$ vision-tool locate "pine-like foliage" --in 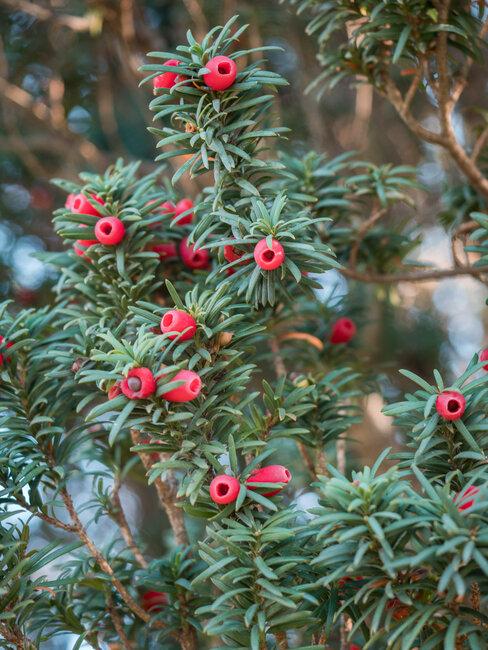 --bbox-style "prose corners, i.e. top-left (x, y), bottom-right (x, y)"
top-left (1, 9), bottom-right (488, 650)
